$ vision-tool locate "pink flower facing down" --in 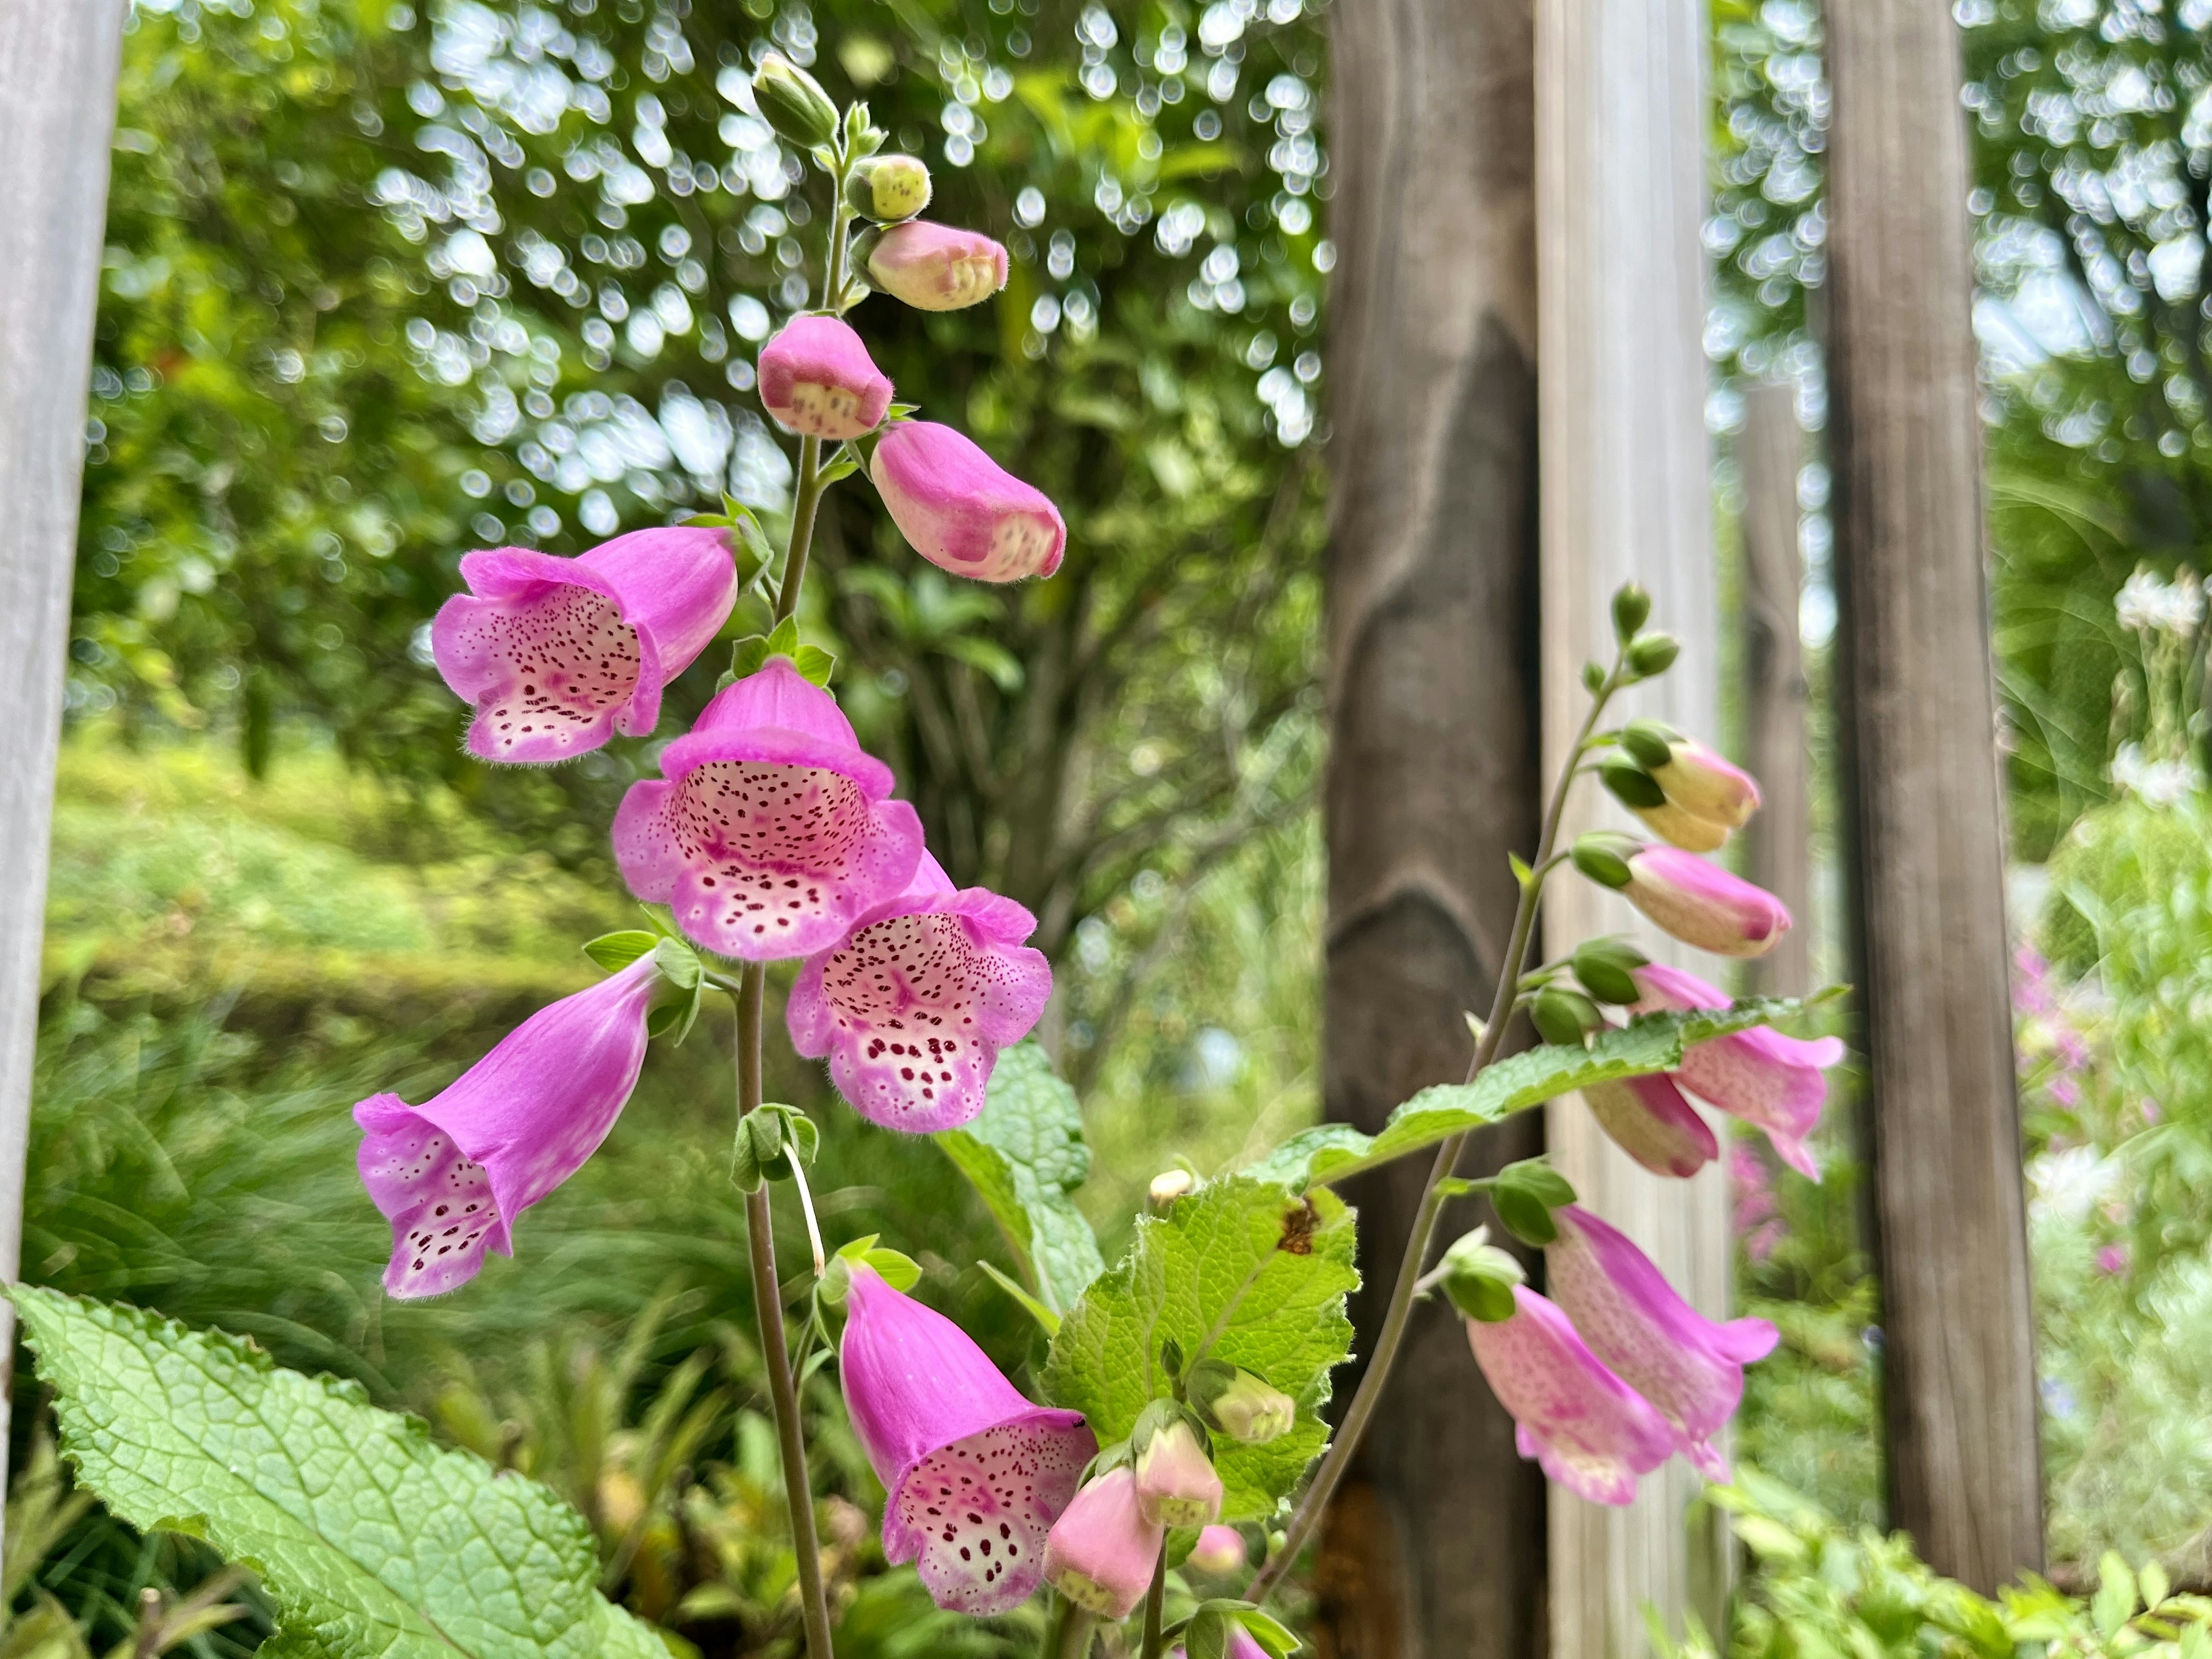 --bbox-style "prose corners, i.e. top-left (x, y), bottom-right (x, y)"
top-left (839, 1262), bottom-right (1096, 1613)
top-left (1464, 1285), bottom-right (1677, 1506)
top-left (1623, 844), bottom-right (1792, 959)
top-left (1653, 738), bottom-right (1762, 831)
top-left (786, 853), bottom-right (1051, 1132)
top-left (1582, 1070), bottom-right (1719, 1179)
top-left (1043, 1468), bottom-right (1163, 1619)
top-left (1187, 1525), bottom-right (1247, 1576)
top-left (1633, 962), bottom-right (1846, 1179)
top-left (872, 421), bottom-right (1066, 583)
top-left (757, 314), bottom-right (894, 440)
top-left (431, 527), bottom-right (738, 763)
top-left (613, 658), bottom-right (924, 961)
top-left (355, 956), bottom-right (660, 1298)
top-left (1544, 1206), bottom-right (1779, 1482)
top-left (868, 220), bottom-right (1010, 311)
